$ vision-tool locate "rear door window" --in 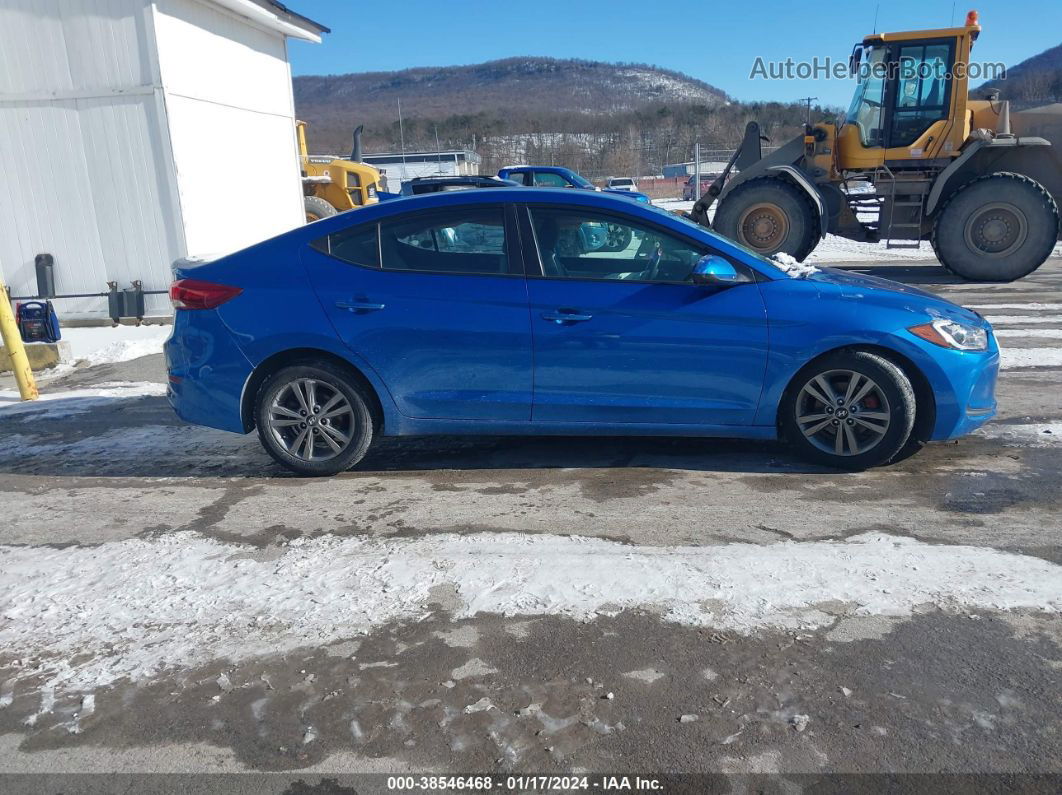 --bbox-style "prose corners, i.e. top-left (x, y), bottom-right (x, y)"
top-left (379, 208), bottom-right (510, 275)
